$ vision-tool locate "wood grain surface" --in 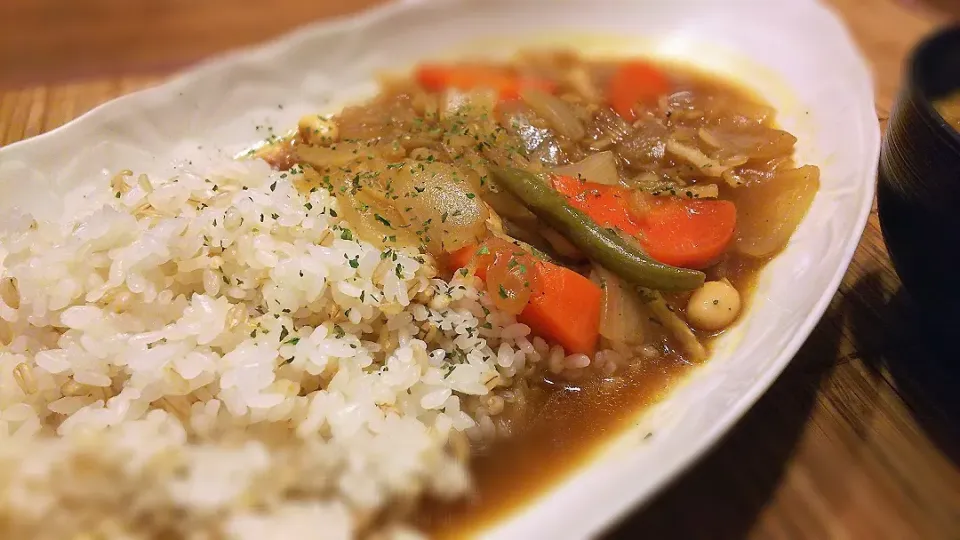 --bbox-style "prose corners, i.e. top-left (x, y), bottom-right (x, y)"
top-left (2, 1), bottom-right (959, 538)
